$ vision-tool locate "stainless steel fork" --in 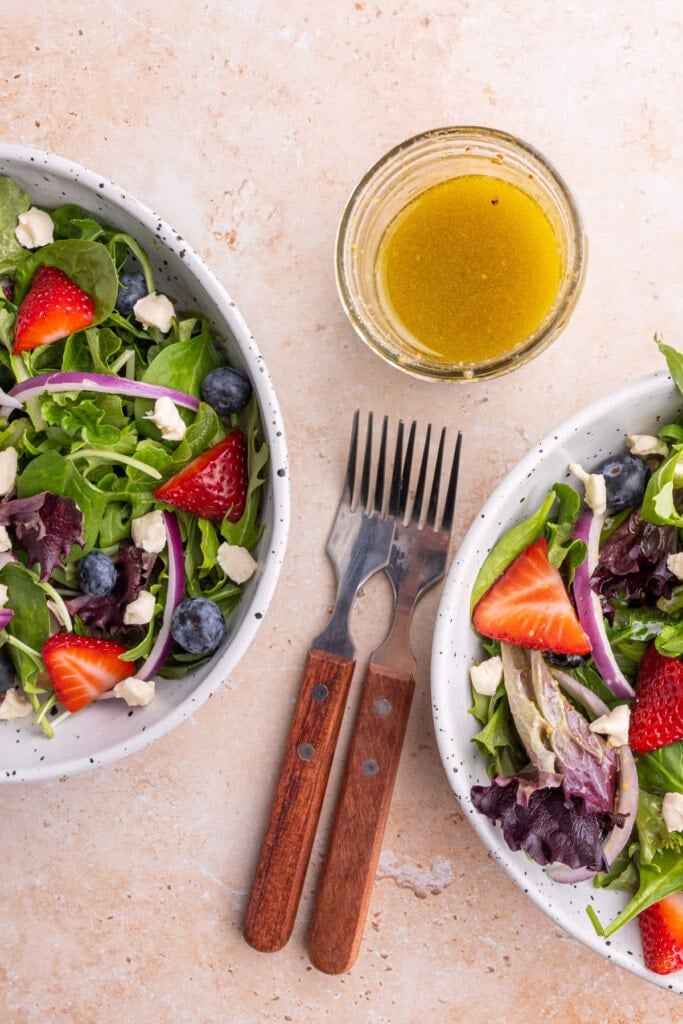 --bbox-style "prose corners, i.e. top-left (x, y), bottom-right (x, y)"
top-left (244, 412), bottom-right (396, 954)
top-left (308, 421), bottom-right (462, 974)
